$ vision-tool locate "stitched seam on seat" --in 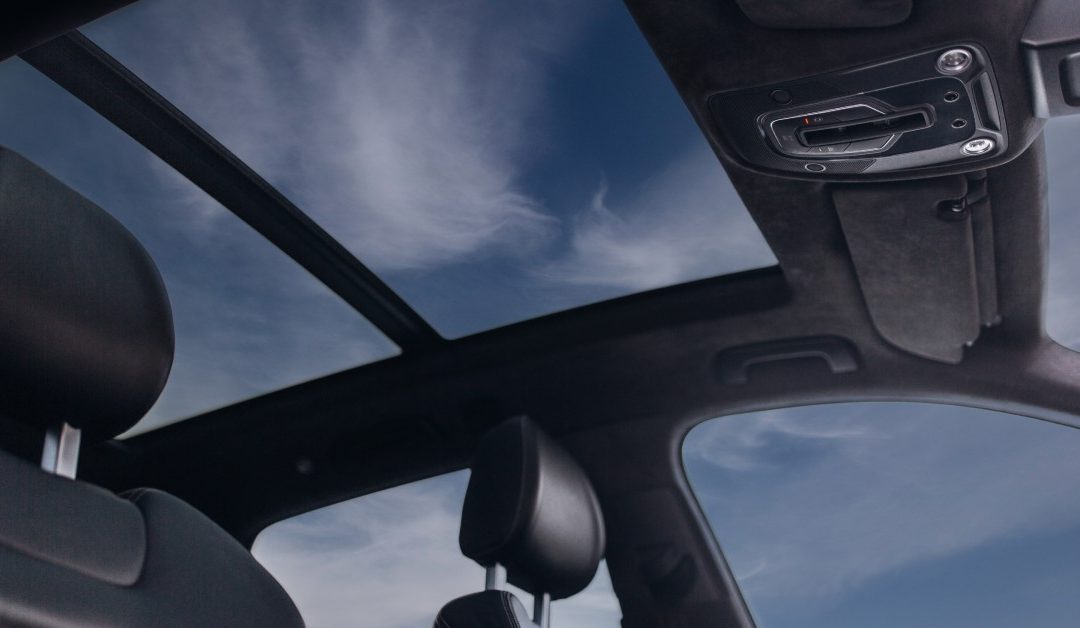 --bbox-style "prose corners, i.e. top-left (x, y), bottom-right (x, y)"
top-left (119, 487), bottom-right (152, 585)
top-left (121, 487), bottom-right (151, 505)
top-left (500, 592), bottom-right (522, 628)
